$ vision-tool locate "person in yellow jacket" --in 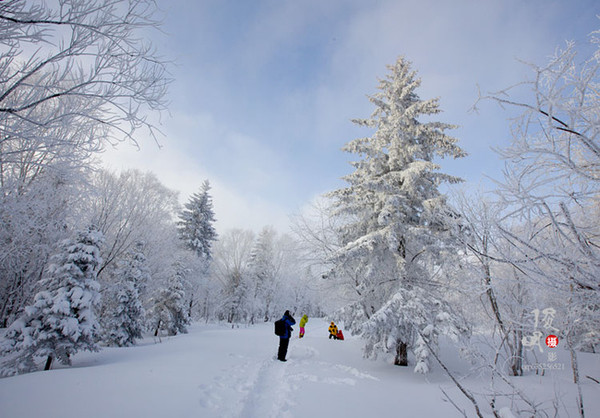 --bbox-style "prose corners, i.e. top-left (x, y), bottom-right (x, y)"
top-left (328, 321), bottom-right (338, 340)
top-left (299, 314), bottom-right (308, 338)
